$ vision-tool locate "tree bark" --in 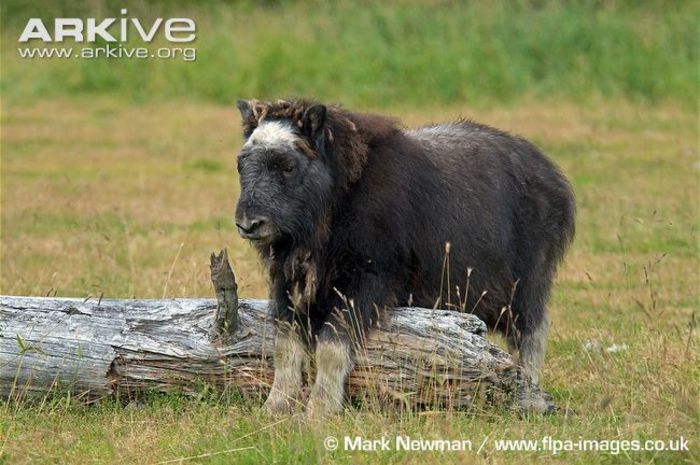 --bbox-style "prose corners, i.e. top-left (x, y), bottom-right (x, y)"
top-left (0, 251), bottom-right (542, 411)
